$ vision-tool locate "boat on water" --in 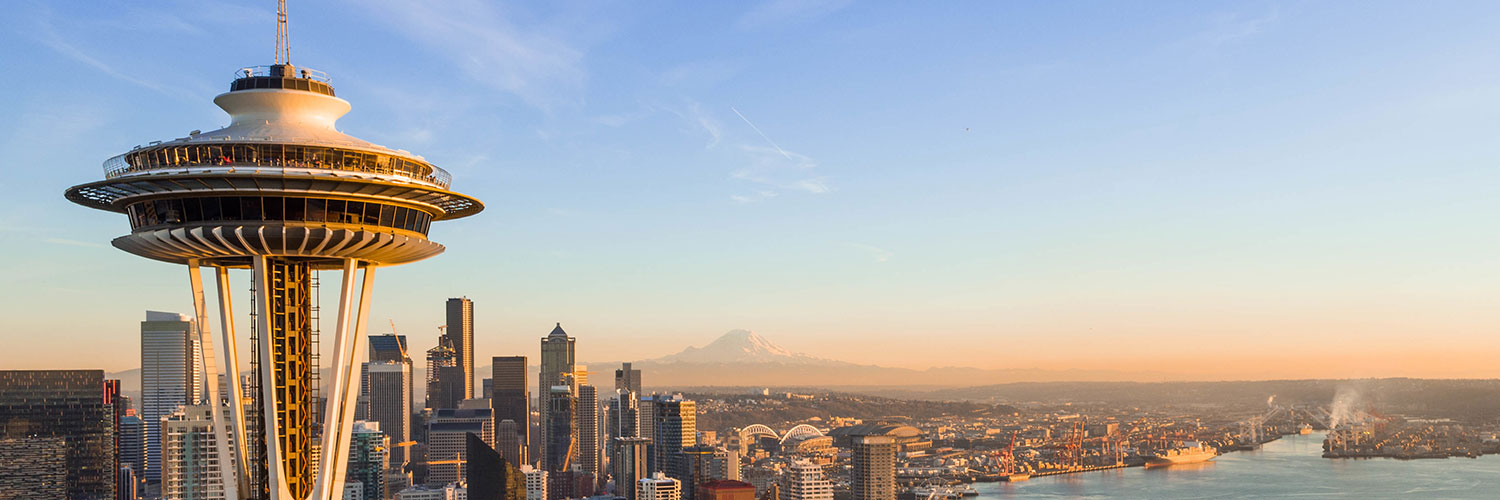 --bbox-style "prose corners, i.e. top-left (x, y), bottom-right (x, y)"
top-left (1299, 424), bottom-right (1314, 435)
top-left (999, 473), bottom-right (1031, 482)
top-left (955, 484), bottom-right (978, 496)
top-left (907, 485), bottom-right (962, 500)
top-left (1143, 442), bottom-right (1218, 467)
